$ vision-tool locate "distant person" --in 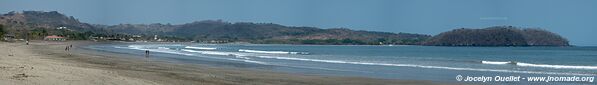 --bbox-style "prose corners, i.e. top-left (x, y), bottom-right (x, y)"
top-left (145, 50), bottom-right (150, 58)
top-left (26, 41), bottom-right (29, 45)
top-left (65, 46), bottom-right (71, 56)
